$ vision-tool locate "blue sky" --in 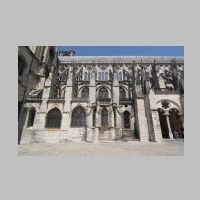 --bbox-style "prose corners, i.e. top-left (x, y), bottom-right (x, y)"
top-left (58, 46), bottom-right (184, 56)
